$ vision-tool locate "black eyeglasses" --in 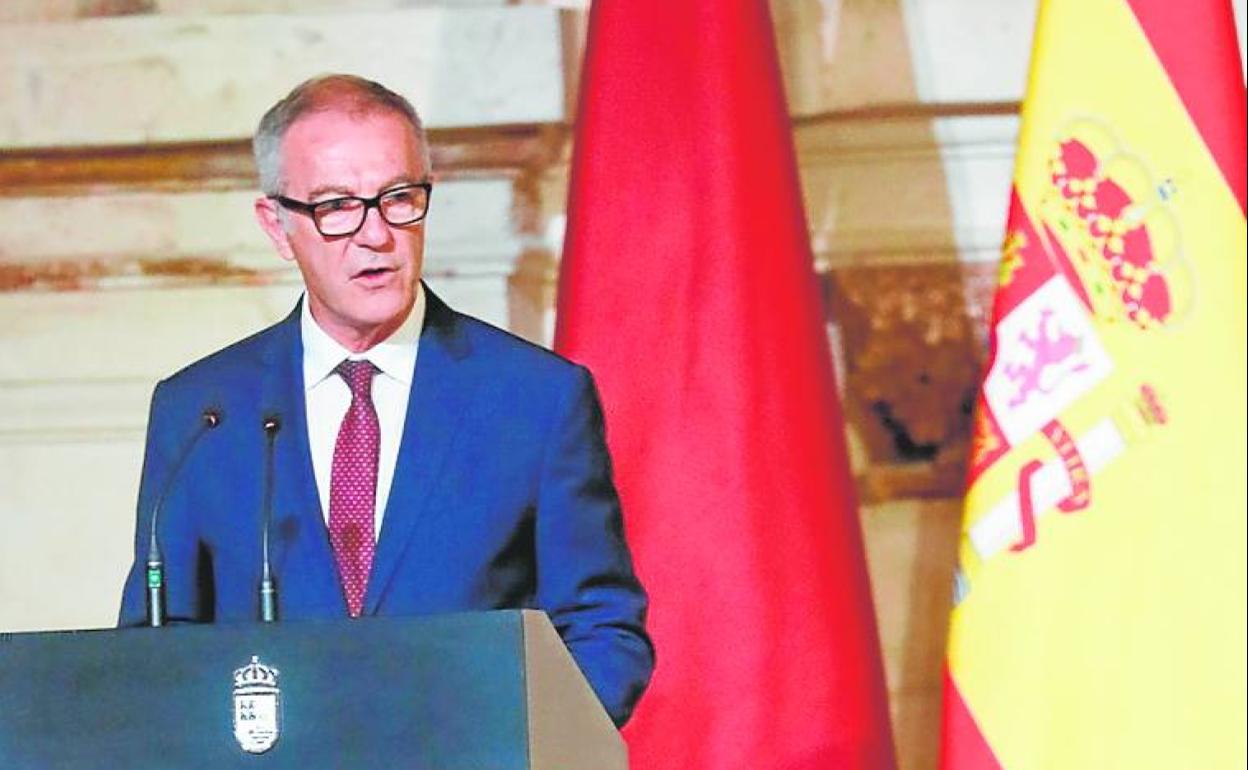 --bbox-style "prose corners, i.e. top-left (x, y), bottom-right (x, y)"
top-left (271, 182), bottom-right (433, 237)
